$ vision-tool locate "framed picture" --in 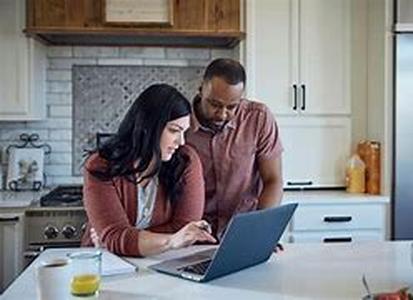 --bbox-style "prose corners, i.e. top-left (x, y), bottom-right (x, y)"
top-left (6, 148), bottom-right (44, 191)
top-left (103, 0), bottom-right (174, 26)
